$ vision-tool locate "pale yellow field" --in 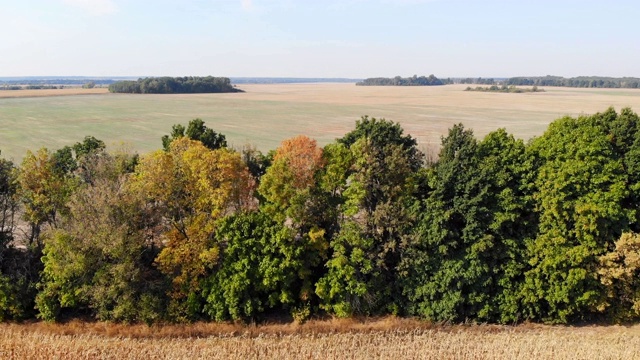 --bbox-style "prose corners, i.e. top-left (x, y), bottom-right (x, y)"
top-left (1, 319), bottom-right (638, 359)
top-left (1, 84), bottom-right (640, 161)
top-left (227, 83), bottom-right (640, 147)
